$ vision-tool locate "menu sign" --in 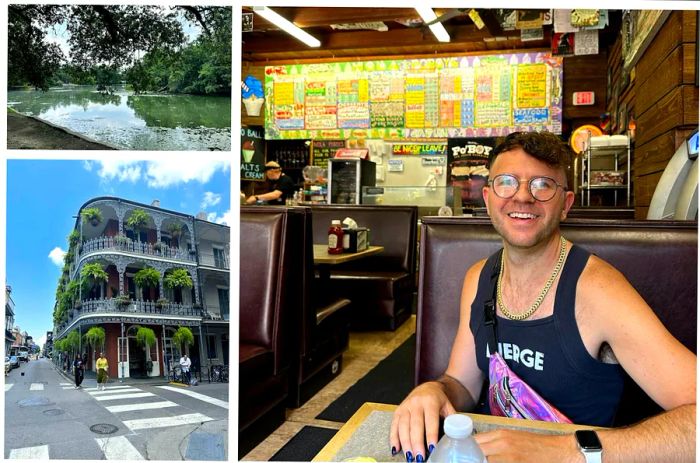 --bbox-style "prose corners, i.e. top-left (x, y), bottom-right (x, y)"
top-left (265, 53), bottom-right (562, 140)
top-left (241, 126), bottom-right (265, 181)
top-left (312, 139), bottom-right (345, 168)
